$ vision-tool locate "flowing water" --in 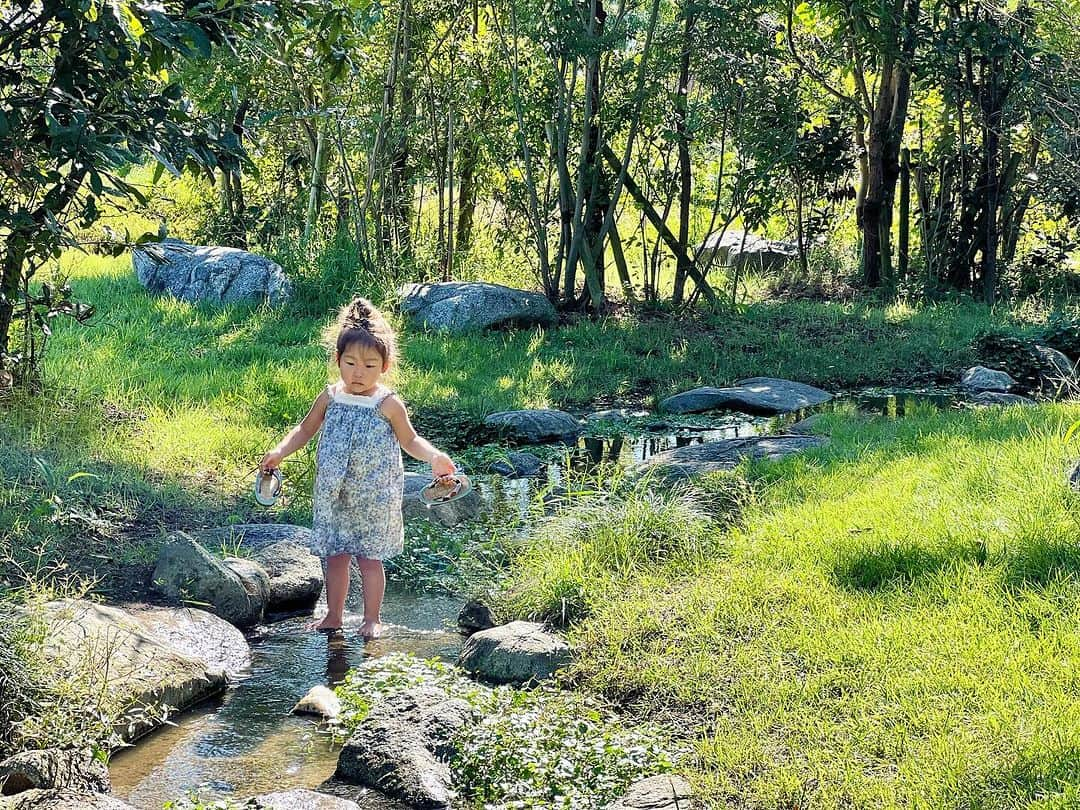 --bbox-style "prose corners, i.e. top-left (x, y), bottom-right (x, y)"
top-left (108, 389), bottom-right (965, 808)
